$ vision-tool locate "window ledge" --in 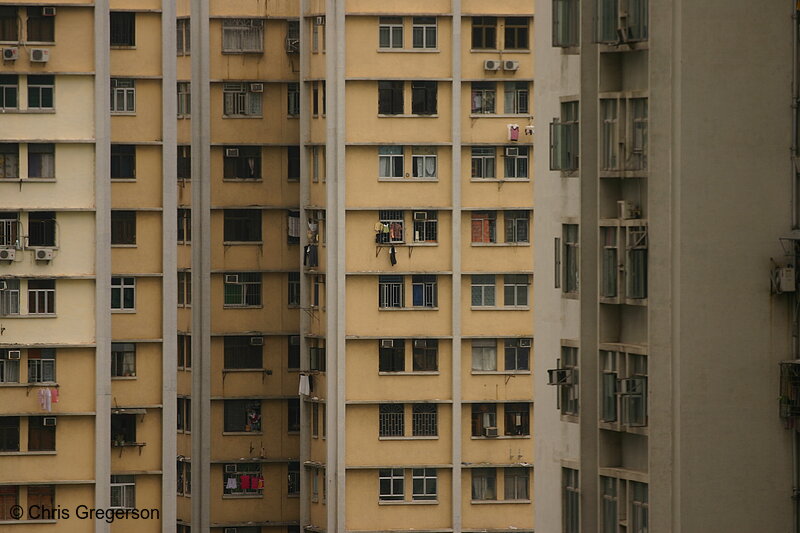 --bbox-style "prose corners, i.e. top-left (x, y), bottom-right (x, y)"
top-left (377, 114), bottom-right (439, 119)
top-left (376, 48), bottom-right (440, 53)
top-left (111, 112), bottom-right (137, 116)
top-left (222, 178), bottom-right (264, 182)
top-left (378, 371), bottom-right (440, 376)
top-left (0, 178), bottom-right (56, 183)
top-left (112, 376), bottom-right (138, 380)
top-left (470, 242), bottom-right (530, 247)
top-left (375, 242), bottom-right (439, 247)
top-left (471, 435), bottom-right (530, 440)
top-left (0, 451), bottom-right (56, 456)
top-left (222, 368), bottom-right (267, 373)
top-left (471, 499), bottom-right (531, 505)
top-left (111, 309), bottom-right (137, 314)
top-left (379, 500), bottom-right (439, 505)
top-left (222, 494), bottom-right (264, 499)
top-left (221, 50), bottom-right (264, 55)
top-left (379, 436), bottom-right (438, 441)
top-left (111, 178), bottom-right (137, 182)
top-left (470, 178), bottom-right (530, 183)
top-left (468, 113), bottom-right (531, 119)
top-left (222, 115), bottom-right (264, 119)
top-left (469, 49), bottom-right (531, 54)
top-left (379, 307), bottom-right (439, 311)
top-left (110, 45), bottom-right (137, 50)
top-left (19, 314), bottom-right (57, 318)
top-left (377, 177), bottom-right (439, 183)
top-left (0, 520), bottom-right (57, 525)
top-left (0, 109), bottom-right (55, 114)
top-left (470, 306), bottom-right (530, 311)
top-left (111, 244), bottom-right (138, 248)
top-left (562, 292), bottom-right (579, 300)
top-left (223, 241), bottom-right (263, 246)
top-left (471, 370), bottom-right (531, 376)
top-left (222, 305), bottom-right (264, 309)
top-left (222, 431), bottom-right (263, 436)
